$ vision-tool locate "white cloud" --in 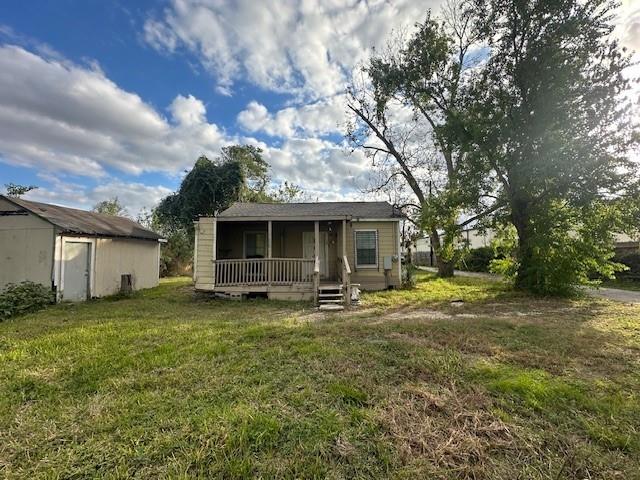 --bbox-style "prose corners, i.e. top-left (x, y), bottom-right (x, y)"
top-left (169, 94), bottom-right (207, 126)
top-left (237, 95), bottom-right (346, 138)
top-left (261, 137), bottom-right (370, 193)
top-left (0, 44), bottom-right (372, 205)
top-left (0, 45), bottom-right (233, 178)
top-left (619, 0), bottom-right (640, 51)
top-left (18, 177), bottom-right (173, 217)
top-left (144, 0), bottom-right (436, 99)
